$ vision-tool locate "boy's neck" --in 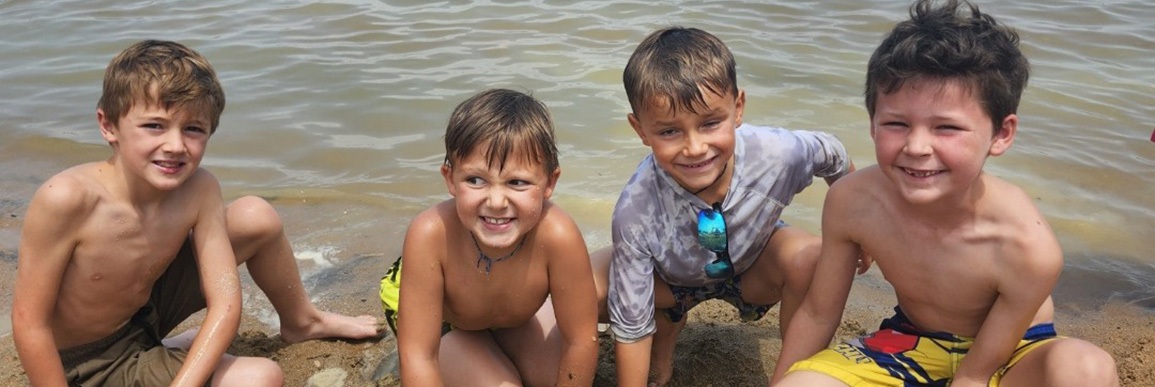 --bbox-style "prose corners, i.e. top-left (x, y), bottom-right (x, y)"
top-left (895, 173), bottom-right (990, 229)
top-left (102, 157), bottom-right (172, 210)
